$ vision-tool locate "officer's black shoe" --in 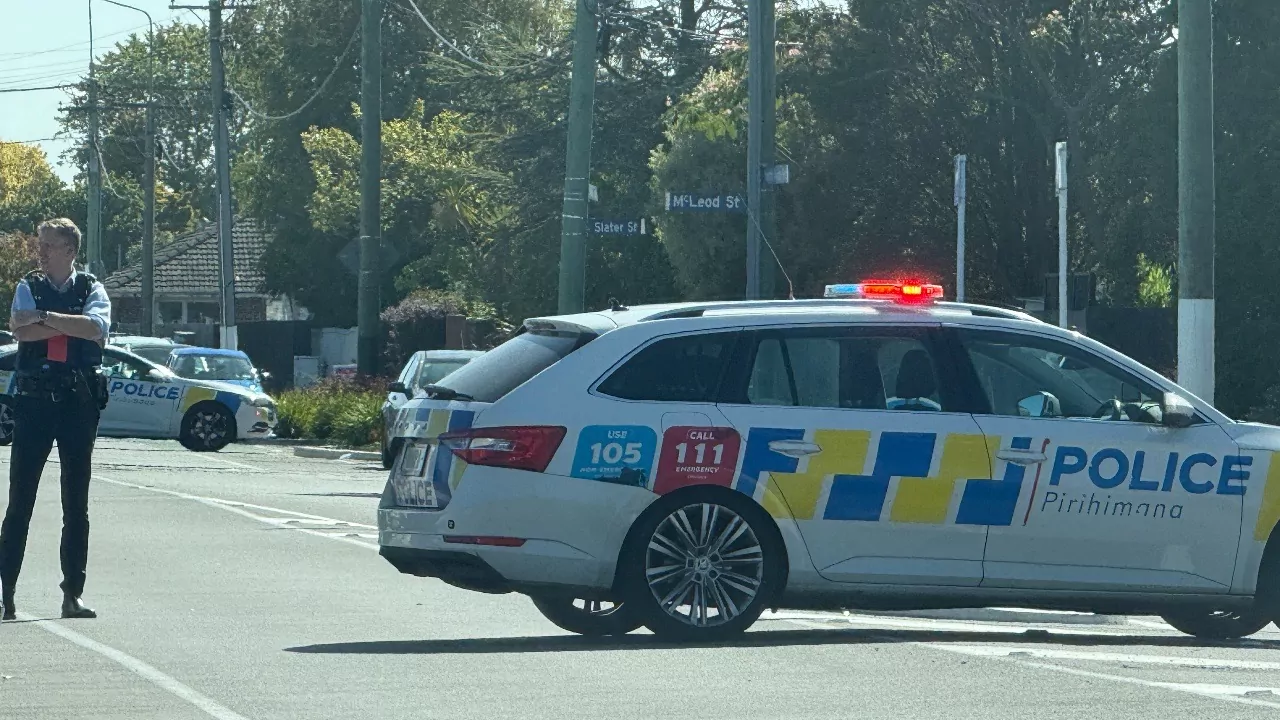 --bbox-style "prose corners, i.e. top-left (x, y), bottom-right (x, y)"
top-left (61, 595), bottom-right (96, 619)
top-left (1, 592), bottom-right (14, 621)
